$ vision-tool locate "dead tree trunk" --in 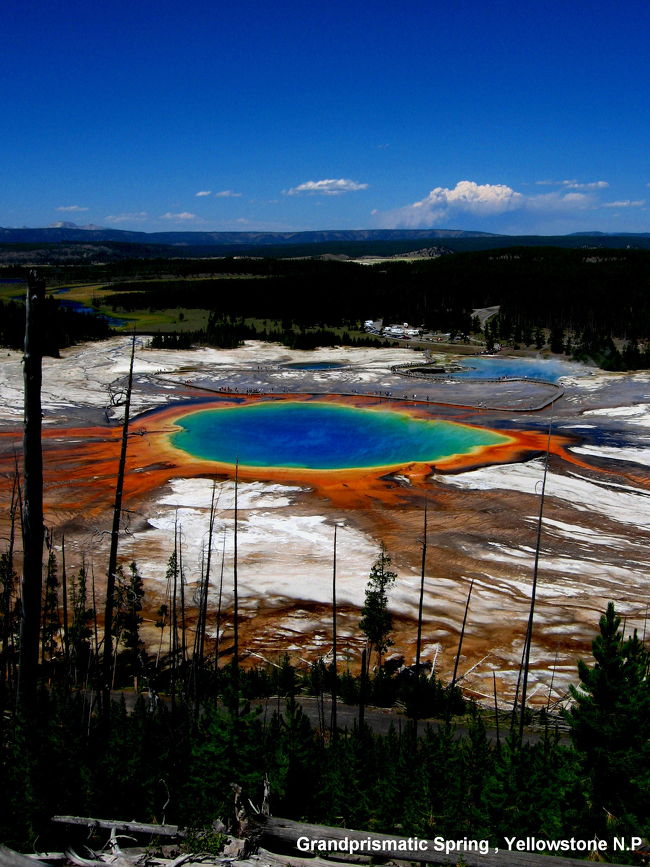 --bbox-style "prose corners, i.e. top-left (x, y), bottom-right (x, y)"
top-left (493, 670), bottom-right (501, 747)
top-left (331, 525), bottom-right (337, 739)
top-left (447, 578), bottom-right (473, 722)
top-left (518, 423), bottom-right (552, 743)
top-left (60, 534), bottom-right (70, 676)
top-left (415, 499), bottom-right (428, 676)
top-left (170, 513), bottom-right (179, 703)
top-left (18, 270), bottom-right (46, 707)
top-left (255, 816), bottom-right (604, 867)
top-left (102, 334), bottom-right (136, 719)
top-left (451, 579), bottom-right (474, 688)
top-left (215, 529), bottom-right (226, 667)
top-left (198, 480), bottom-right (217, 669)
top-left (192, 481), bottom-right (217, 710)
top-left (1, 470), bottom-right (20, 696)
top-left (359, 648), bottom-right (367, 729)
top-left (178, 521), bottom-right (186, 668)
top-left (232, 460), bottom-right (240, 717)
